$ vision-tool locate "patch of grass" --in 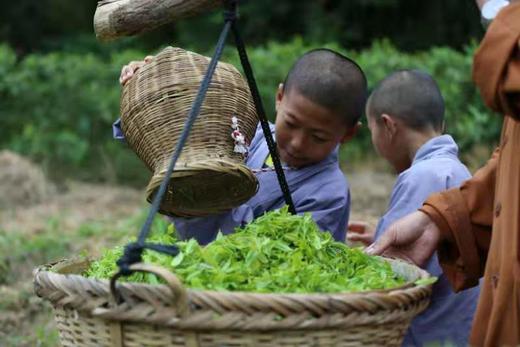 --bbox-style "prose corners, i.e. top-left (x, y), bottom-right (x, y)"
top-left (77, 221), bottom-right (105, 237)
top-left (1, 310), bottom-right (59, 347)
top-left (0, 207), bottom-right (168, 284)
top-left (0, 229), bottom-right (71, 285)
